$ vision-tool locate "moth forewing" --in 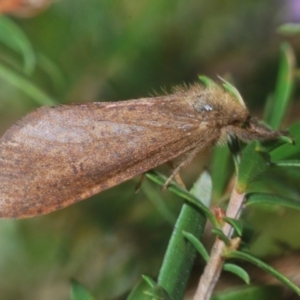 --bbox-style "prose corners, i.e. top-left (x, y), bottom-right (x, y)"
top-left (0, 83), bottom-right (281, 218)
